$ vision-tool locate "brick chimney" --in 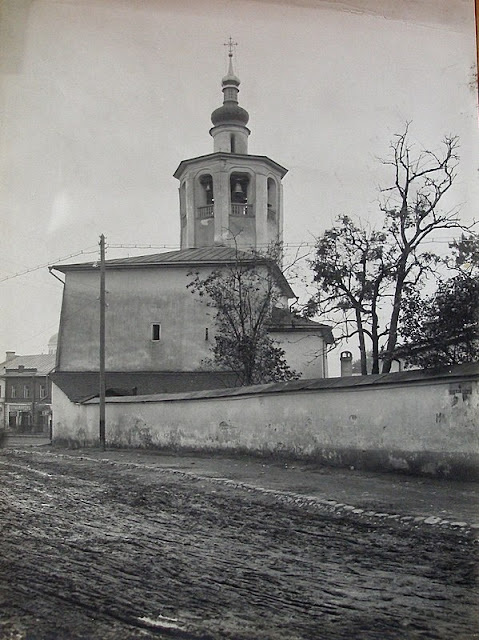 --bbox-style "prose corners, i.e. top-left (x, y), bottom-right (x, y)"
top-left (5, 351), bottom-right (15, 362)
